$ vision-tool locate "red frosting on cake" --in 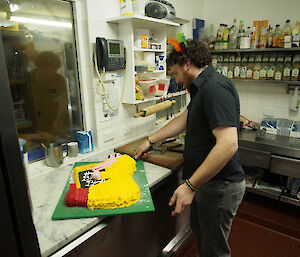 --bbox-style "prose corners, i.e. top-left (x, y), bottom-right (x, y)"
top-left (65, 184), bottom-right (89, 207)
